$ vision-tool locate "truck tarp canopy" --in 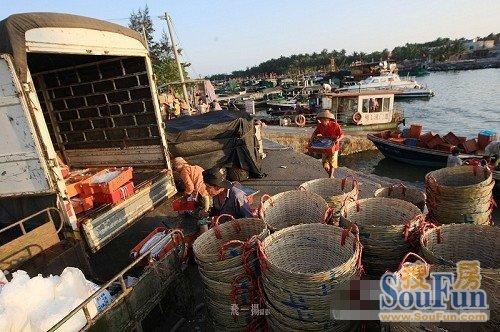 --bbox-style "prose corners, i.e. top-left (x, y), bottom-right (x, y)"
top-left (166, 110), bottom-right (263, 177)
top-left (0, 12), bottom-right (146, 82)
